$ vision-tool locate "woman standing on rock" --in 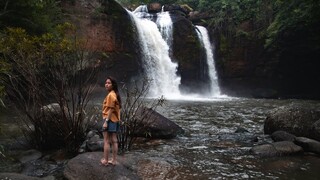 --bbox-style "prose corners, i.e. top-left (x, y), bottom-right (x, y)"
top-left (101, 76), bottom-right (121, 166)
